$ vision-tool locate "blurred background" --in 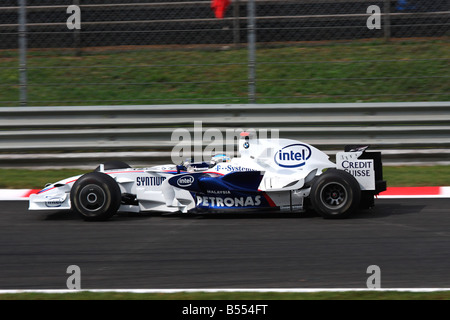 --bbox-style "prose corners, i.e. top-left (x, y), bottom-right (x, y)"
top-left (1, 0), bottom-right (448, 106)
top-left (0, 0), bottom-right (448, 168)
